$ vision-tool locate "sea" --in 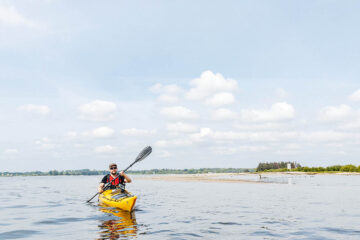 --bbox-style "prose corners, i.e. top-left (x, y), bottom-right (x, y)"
top-left (0, 174), bottom-right (360, 239)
